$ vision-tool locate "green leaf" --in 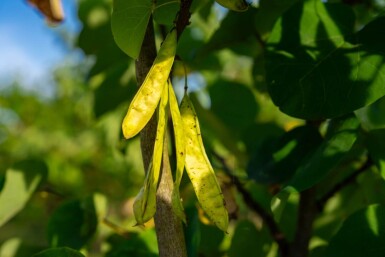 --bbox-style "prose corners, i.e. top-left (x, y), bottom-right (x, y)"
top-left (77, 0), bottom-right (127, 77)
top-left (271, 190), bottom-right (299, 241)
top-left (241, 123), bottom-right (285, 154)
top-left (245, 182), bottom-right (274, 215)
top-left (201, 9), bottom-right (259, 56)
top-left (266, 0), bottom-right (385, 119)
top-left (111, 0), bottom-right (152, 59)
top-left (93, 63), bottom-right (136, 118)
top-left (365, 129), bottom-right (385, 179)
top-left (376, 161), bottom-right (385, 179)
top-left (356, 96), bottom-right (385, 130)
top-left (32, 247), bottom-right (85, 257)
top-left (248, 125), bottom-right (323, 184)
top-left (286, 114), bottom-right (359, 192)
top-left (105, 230), bottom-right (158, 257)
top-left (254, 0), bottom-right (300, 39)
top-left (0, 159), bottom-right (48, 227)
top-left (209, 80), bottom-right (259, 131)
top-left (184, 205), bottom-right (200, 257)
top-left (314, 138), bottom-right (367, 199)
top-left (153, 0), bottom-right (180, 25)
top-left (228, 220), bottom-right (272, 257)
top-left (77, 0), bottom-right (113, 56)
top-left (366, 129), bottom-right (385, 160)
top-left (323, 204), bottom-right (385, 257)
top-left (198, 222), bottom-right (225, 256)
top-left (177, 27), bottom-right (221, 71)
top-left (271, 189), bottom-right (290, 221)
top-left (47, 195), bottom-right (98, 250)
top-left (357, 168), bottom-right (385, 204)
top-left (88, 42), bottom-right (127, 78)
